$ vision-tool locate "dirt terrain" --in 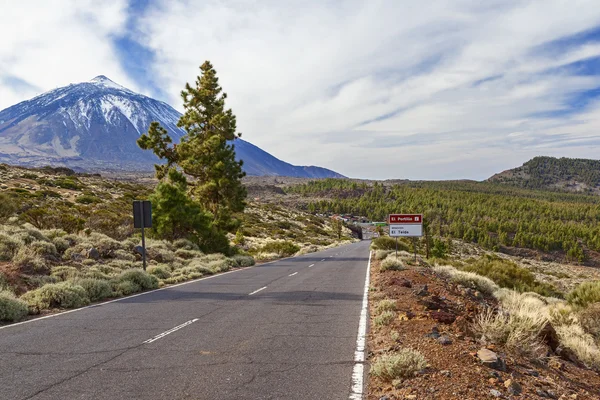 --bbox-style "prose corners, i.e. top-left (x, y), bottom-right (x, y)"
top-left (367, 256), bottom-right (600, 400)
